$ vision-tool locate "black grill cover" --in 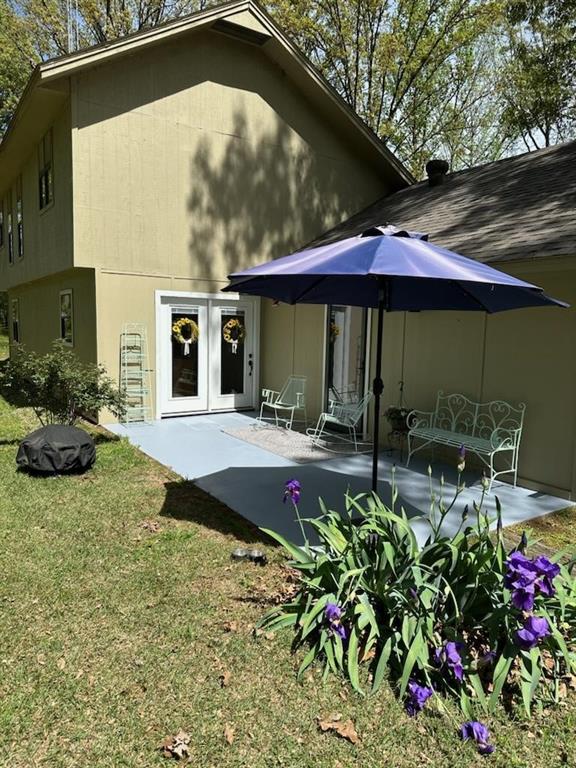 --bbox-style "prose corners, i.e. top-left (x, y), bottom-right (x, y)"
top-left (16, 425), bottom-right (96, 474)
